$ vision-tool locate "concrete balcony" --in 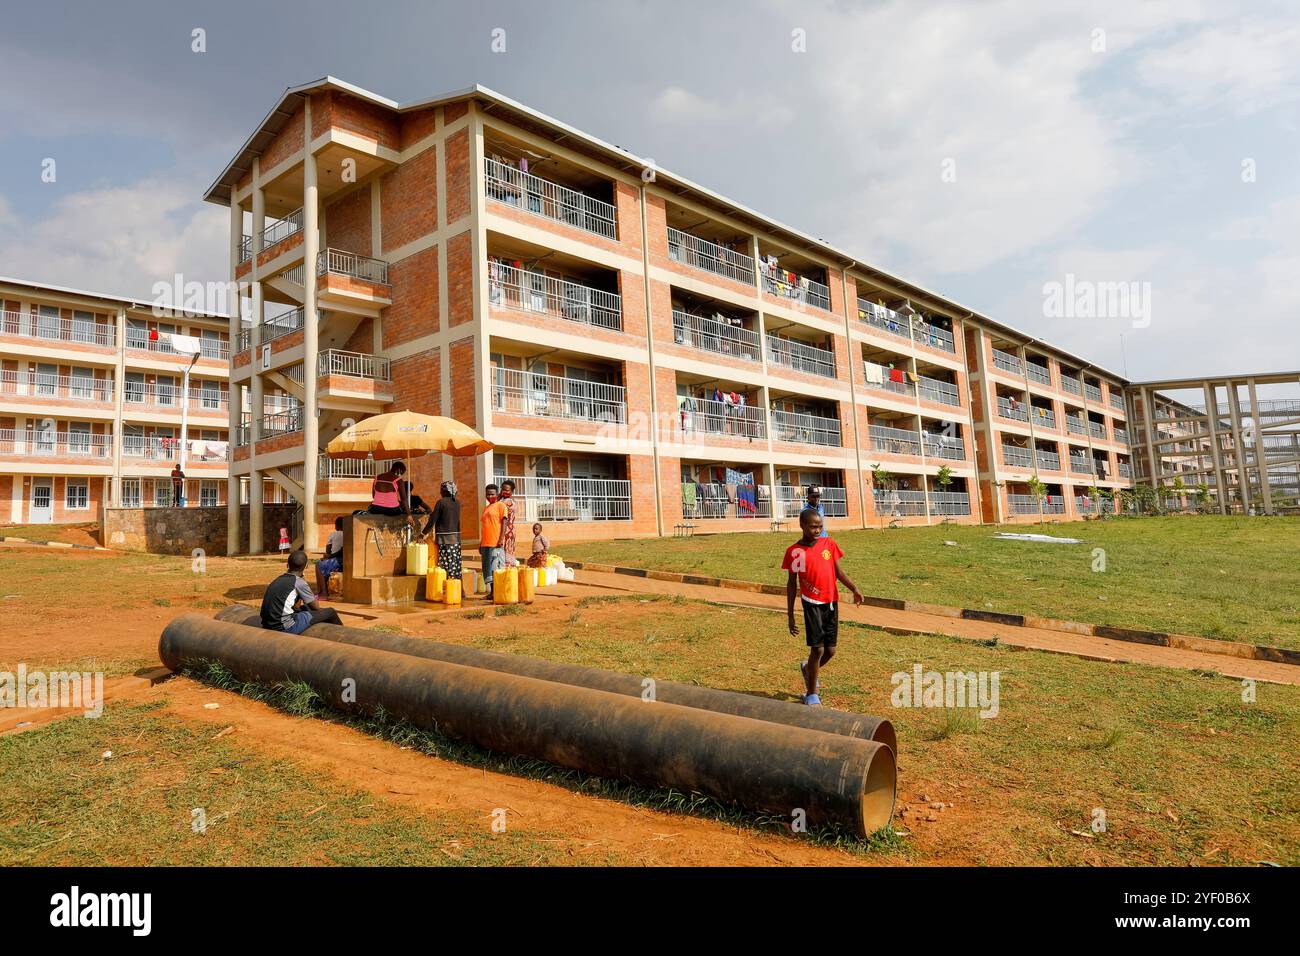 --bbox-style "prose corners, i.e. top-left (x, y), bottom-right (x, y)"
top-left (997, 396), bottom-right (1029, 422)
top-left (484, 158), bottom-right (617, 240)
top-left (671, 310), bottom-right (761, 363)
top-left (489, 262), bottom-right (622, 332)
top-left (491, 367), bottom-right (626, 425)
top-left (928, 490), bottom-right (972, 516)
top-left (917, 374), bottom-right (960, 407)
top-left (0, 371), bottom-right (114, 408)
top-left (870, 423), bottom-right (922, 457)
top-left (761, 270), bottom-right (830, 312)
top-left (0, 429), bottom-right (112, 461)
top-left (315, 249), bottom-right (392, 309)
top-left (123, 436), bottom-right (229, 466)
top-left (874, 488), bottom-right (926, 516)
top-left (680, 395), bottom-right (766, 440)
top-left (667, 227), bottom-right (755, 285)
top-left (991, 348), bottom-right (1022, 375)
top-left (767, 335), bottom-right (836, 379)
top-left (772, 409), bottom-right (841, 447)
top-left (496, 474), bottom-right (631, 522)
top-left (317, 349), bottom-right (393, 407)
